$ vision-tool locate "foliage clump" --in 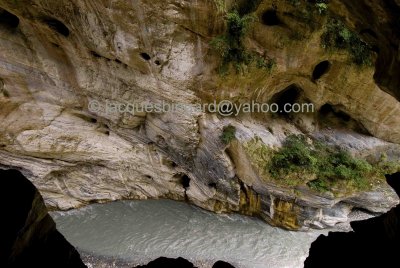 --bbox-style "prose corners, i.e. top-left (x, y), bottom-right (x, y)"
top-left (267, 135), bottom-right (388, 193)
top-left (210, 10), bottom-right (275, 75)
top-left (321, 18), bottom-right (373, 66)
top-left (220, 125), bottom-right (236, 144)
